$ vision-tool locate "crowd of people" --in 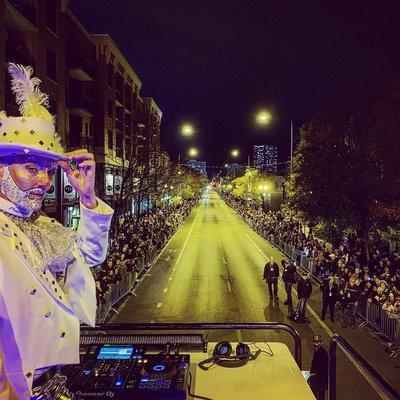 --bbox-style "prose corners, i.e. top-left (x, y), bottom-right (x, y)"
top-left (224, 194), bottom-right (400, 347)
top-left (95, 198), bottom-right (198, 305)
